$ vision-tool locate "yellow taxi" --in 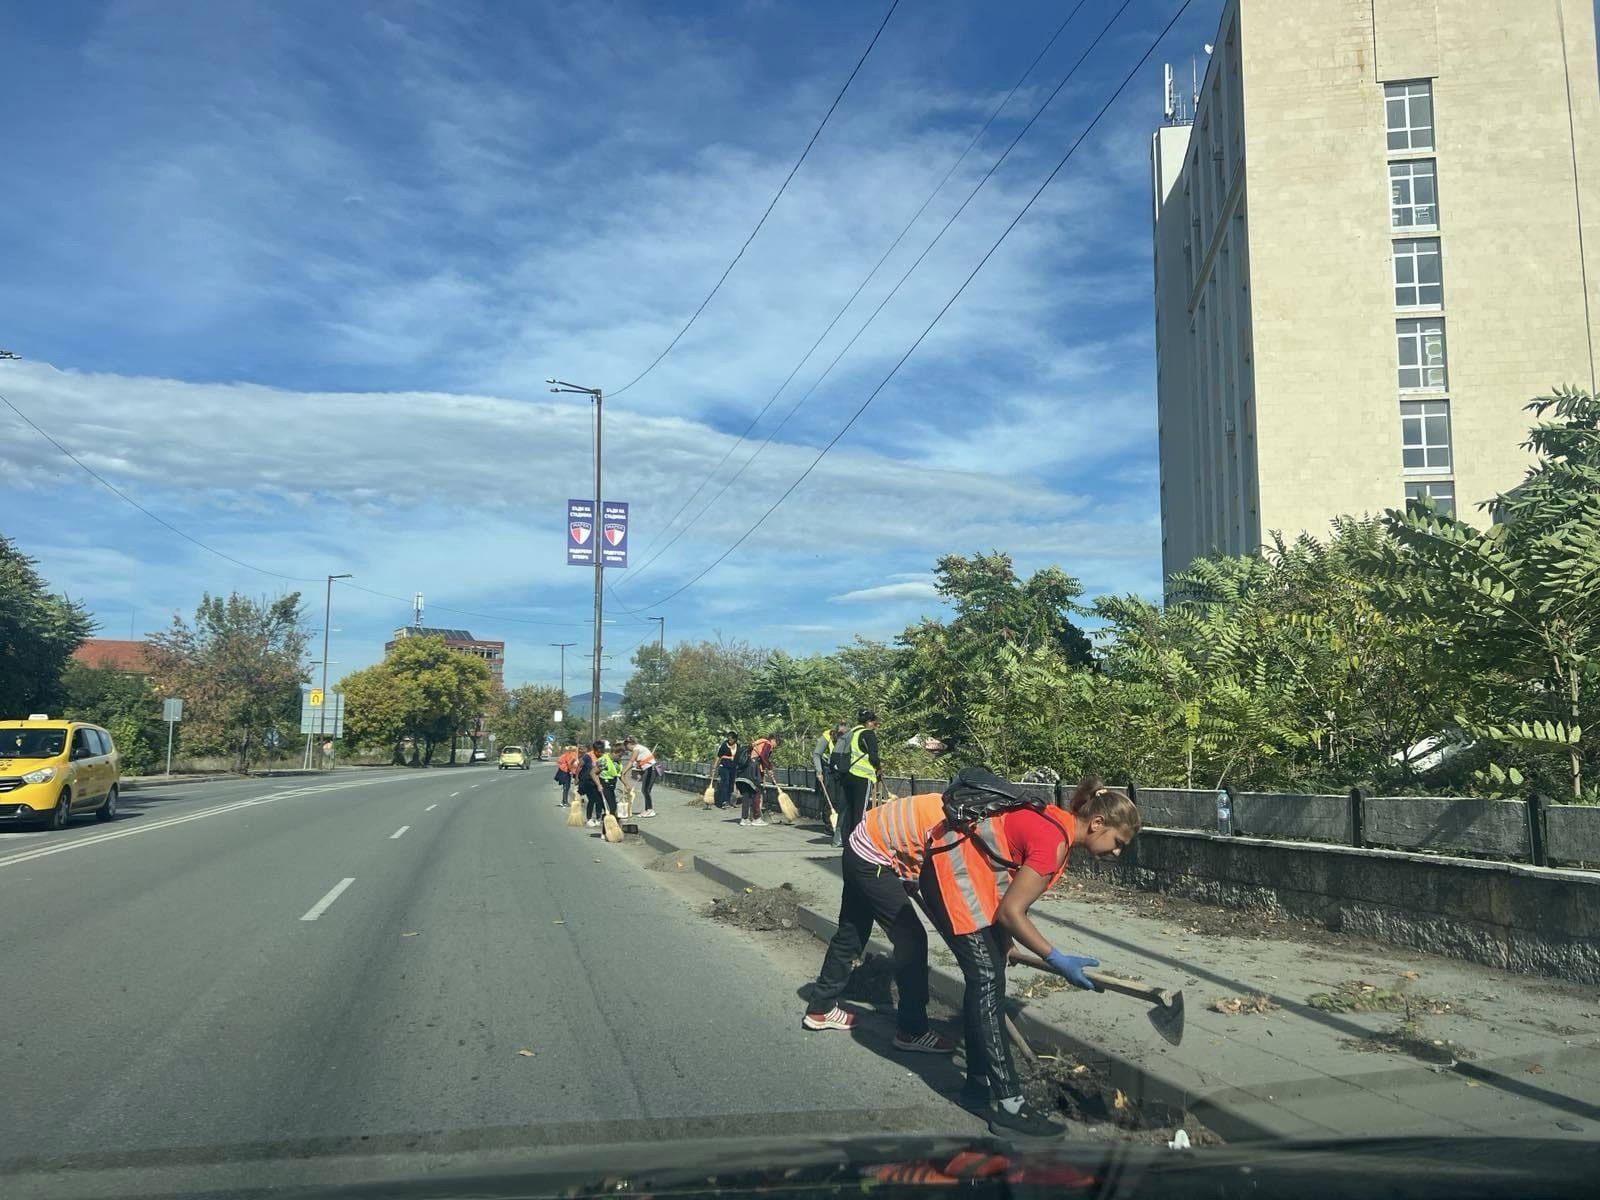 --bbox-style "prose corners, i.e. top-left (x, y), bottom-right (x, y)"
top-left (498, 745), bottom-right (529, 770)
top-left (0, 717), bottom-right (121, 830)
